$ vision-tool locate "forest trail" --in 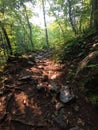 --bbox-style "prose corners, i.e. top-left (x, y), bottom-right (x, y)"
top-left (0, 49), bottom-right (98, 130)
